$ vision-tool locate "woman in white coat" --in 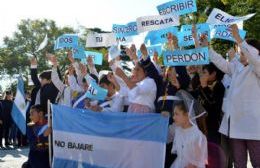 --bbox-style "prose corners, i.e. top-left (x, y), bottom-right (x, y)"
top-left (201, 25), bottom-right (260, 168)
